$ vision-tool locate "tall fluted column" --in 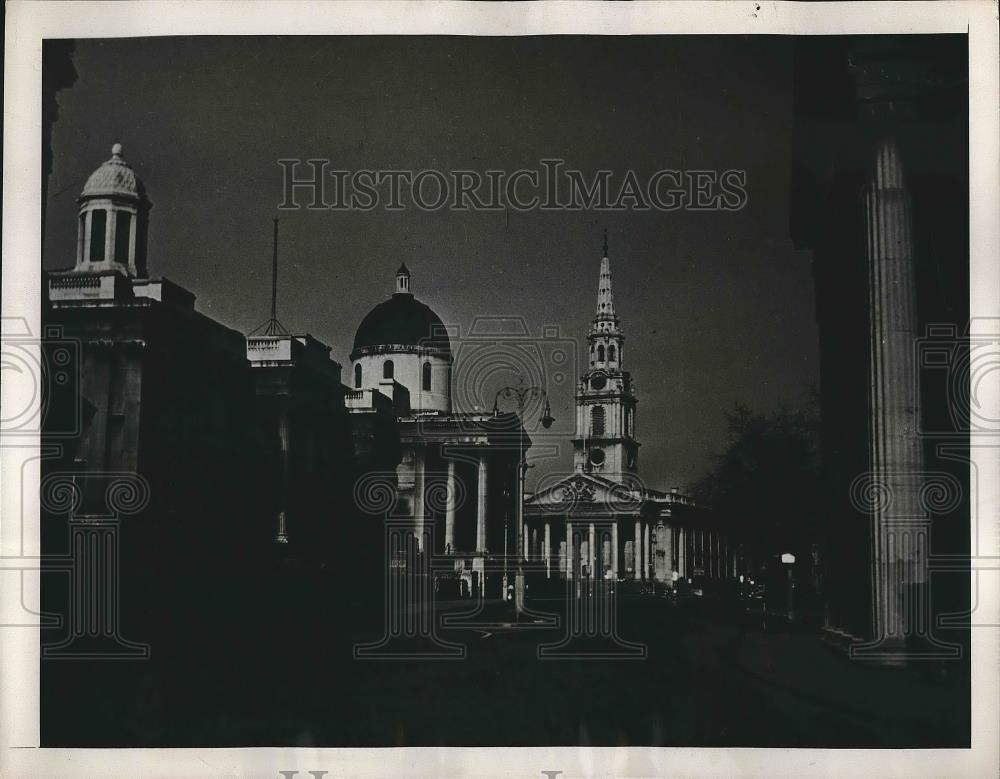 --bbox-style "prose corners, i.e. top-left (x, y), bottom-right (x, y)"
top-left (860, 136), bottom-right (928, 662)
